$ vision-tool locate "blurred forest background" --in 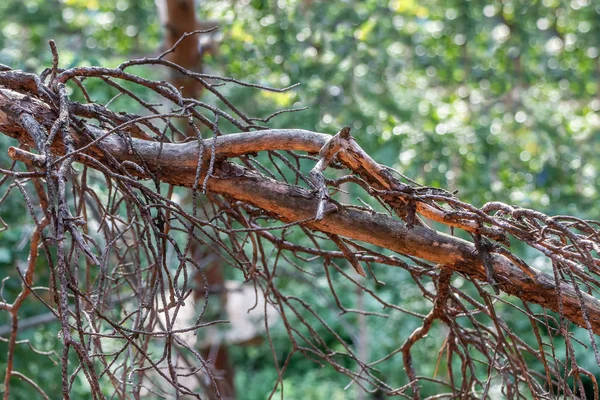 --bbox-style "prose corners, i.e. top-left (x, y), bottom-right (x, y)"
top-left (1, 0), bottom-right (600, 398)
